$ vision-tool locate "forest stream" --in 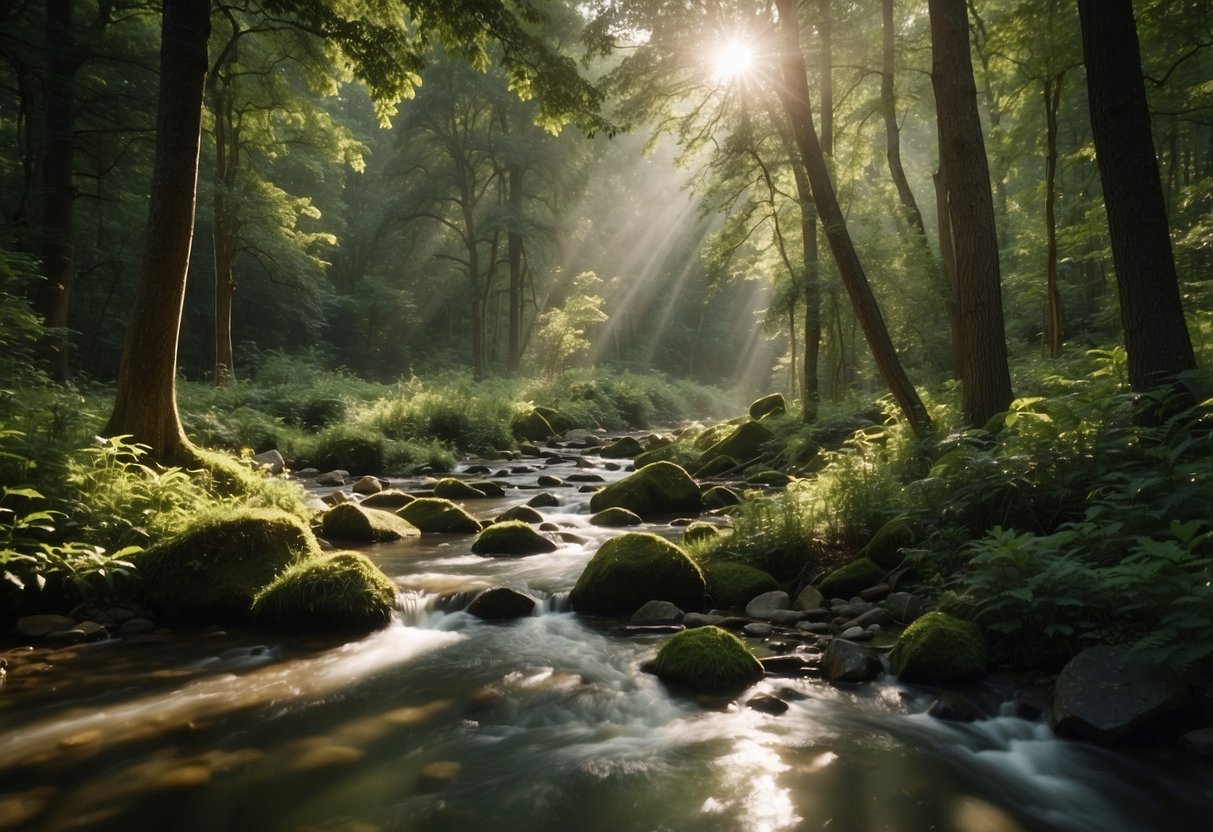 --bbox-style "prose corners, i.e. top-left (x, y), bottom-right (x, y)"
top-left (1, 440), bottom-right (1210, 832)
